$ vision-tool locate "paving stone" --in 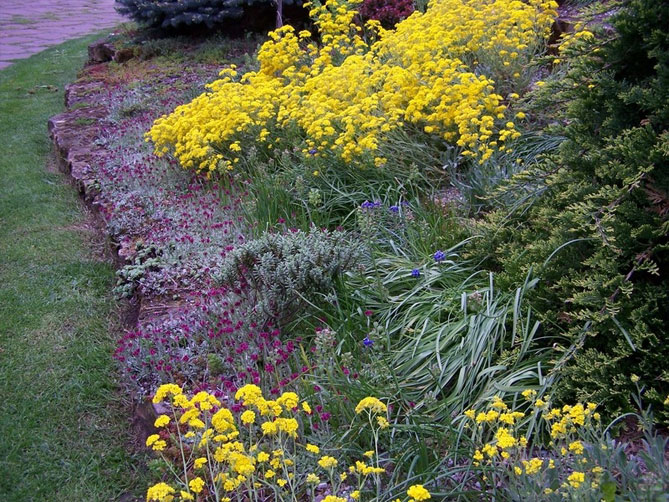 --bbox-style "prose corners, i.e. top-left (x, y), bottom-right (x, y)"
top-left (0, 0), bottom-right (124, 69)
